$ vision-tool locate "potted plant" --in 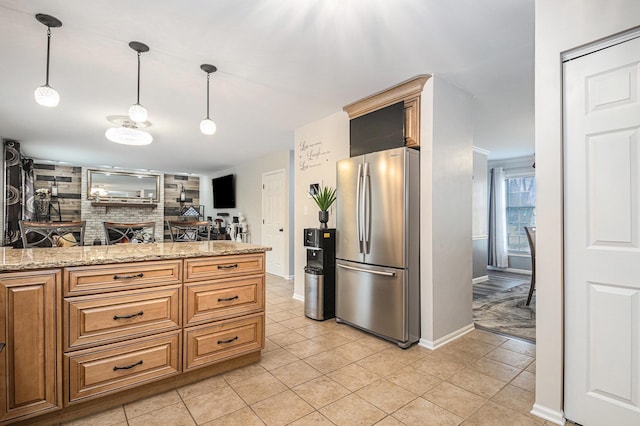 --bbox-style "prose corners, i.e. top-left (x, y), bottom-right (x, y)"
top-left (310, 185), bottom-right (337, 229)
